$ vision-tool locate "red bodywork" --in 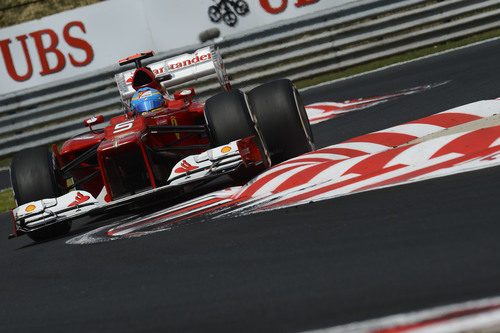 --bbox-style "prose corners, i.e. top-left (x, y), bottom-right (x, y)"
top-left (57, 85), bottom-right (209, 202)
top-left (8, 48), bottom-right (255, 239)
